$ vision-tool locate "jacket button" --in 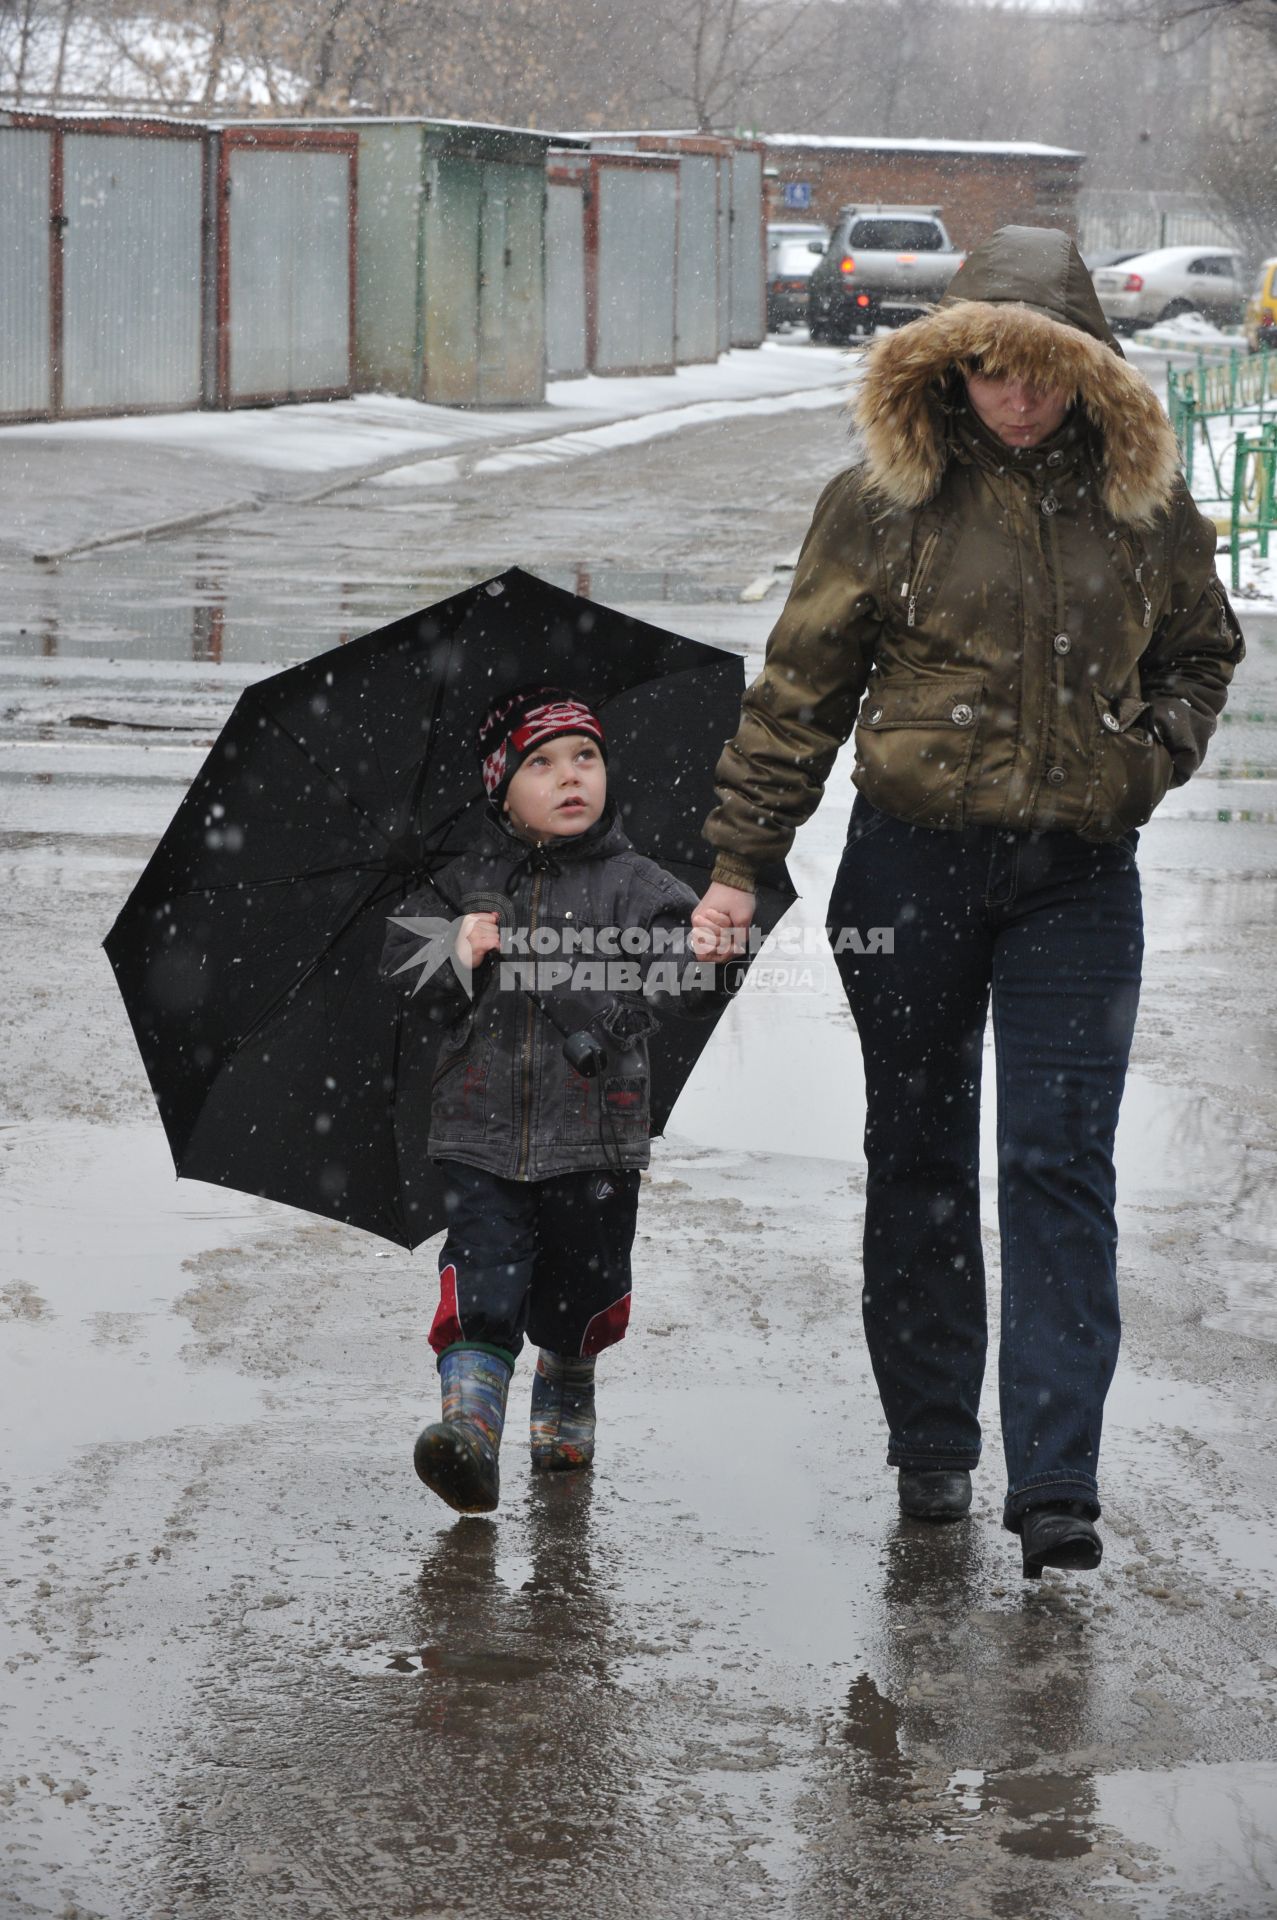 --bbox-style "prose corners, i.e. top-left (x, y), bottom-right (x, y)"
top-left (1047, 766), bottom-right (1067, 785)
top-left (1047, 450), bottom-right (1064, 467)
top-left (1102, 712), bottom-right (1120, 731)
top-left (951, 703), bottom-right (974, 727)
top-left (1053, 632), bottom-right (1071, 654)
top-left (869, 707), bottom-right (883, 722)
top-left (1041, 492), bottom-right (1059, 515)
